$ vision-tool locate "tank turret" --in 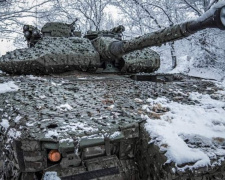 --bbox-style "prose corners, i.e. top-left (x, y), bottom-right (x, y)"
top-left (0, 5), bottom-right (224, 75)
top-left (92, 5), bottom-right (225, 73)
